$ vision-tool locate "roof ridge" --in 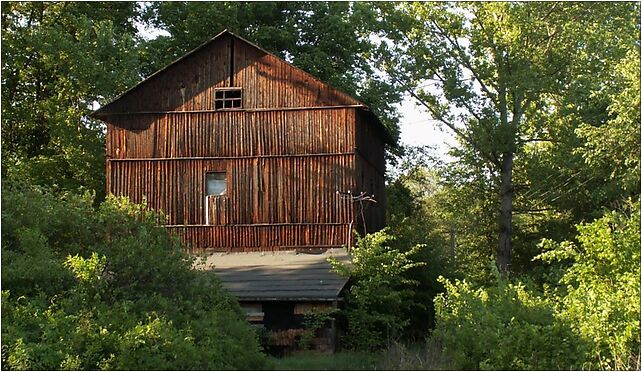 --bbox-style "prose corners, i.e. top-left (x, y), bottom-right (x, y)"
top-left (92, 29), bottom-right (368, 116)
